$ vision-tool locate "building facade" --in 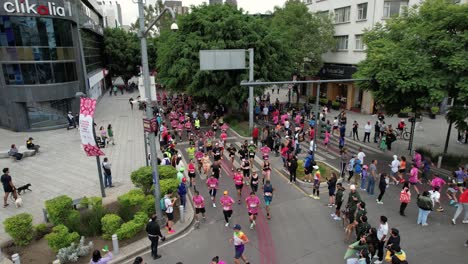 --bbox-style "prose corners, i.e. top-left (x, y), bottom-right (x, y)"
top-left (164, 1), bottom-right (189, 15)
top-left (0, 0), bottom-right (106, 131)
top-left (209, 0), bottom-right (223, 5)
top-left (305, 0), bottom-right (421, 113)
top-left (225, 0), bottom-right (238, 8)
top-left (97, 0), bottom-right (122, 28)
